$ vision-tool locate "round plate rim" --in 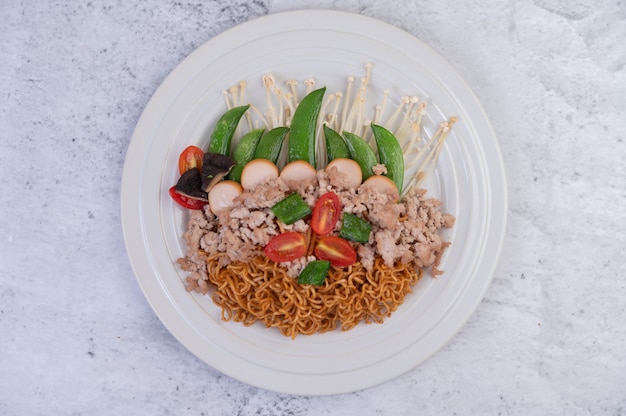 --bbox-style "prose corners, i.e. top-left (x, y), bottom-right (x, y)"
top-left (121, 9), bottom-right (507, 395)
